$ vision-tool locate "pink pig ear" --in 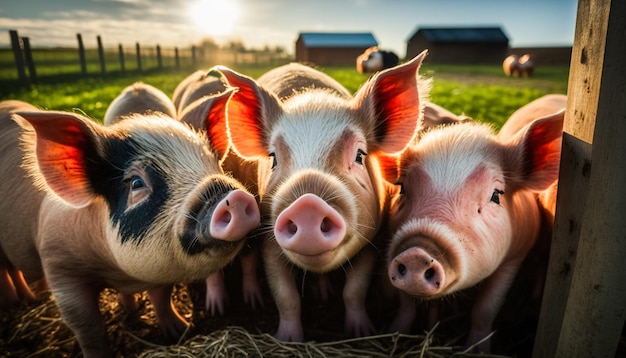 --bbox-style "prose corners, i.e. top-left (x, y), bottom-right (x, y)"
top-left (216, 66), bottom-right (282, 160)
top-left (376, 153), bottom-right (402, 184)
top-left (16, 111), bottom-right (101, 208)
top-left (505, 110), bottom-right (565, 192)
top-left (179, 88), bottom-right (235, 161)
top-left (353, 50), bottom-right (429, 154)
